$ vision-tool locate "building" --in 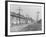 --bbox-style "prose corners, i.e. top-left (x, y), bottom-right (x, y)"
top-left (10, 12), bottom-right (34, 25)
